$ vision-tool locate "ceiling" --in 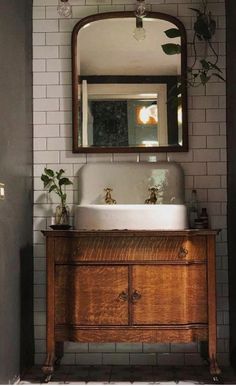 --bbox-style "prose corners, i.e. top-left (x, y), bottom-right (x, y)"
top-left (77, 17), bottom-right (181, 76)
